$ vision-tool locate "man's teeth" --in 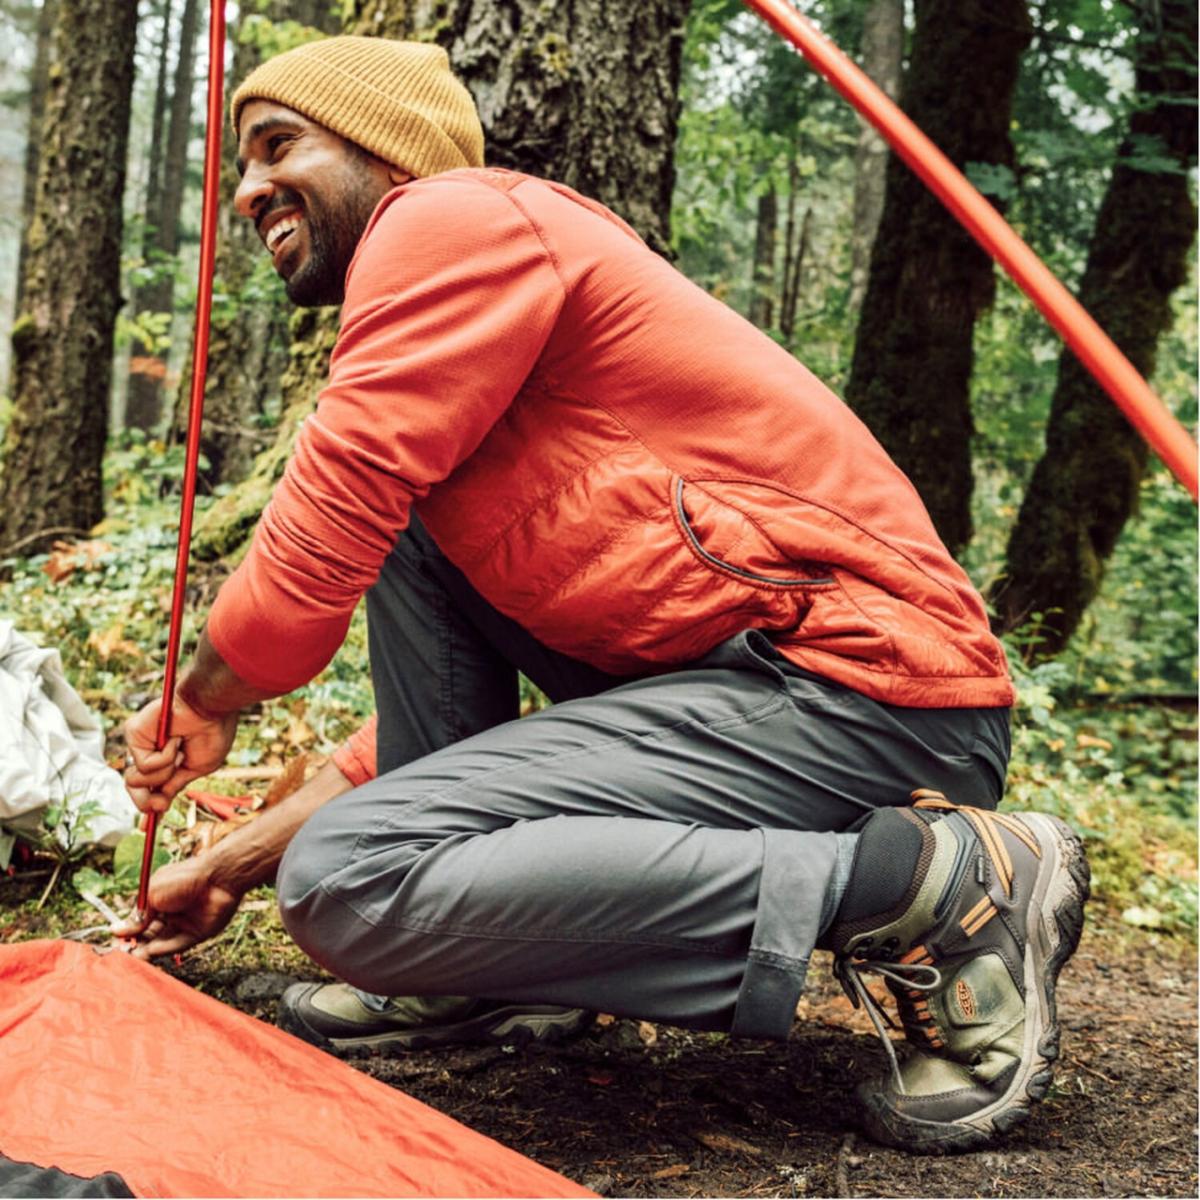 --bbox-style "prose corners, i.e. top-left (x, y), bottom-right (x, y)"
top-left (266, 216), bottom-right (300, 253)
